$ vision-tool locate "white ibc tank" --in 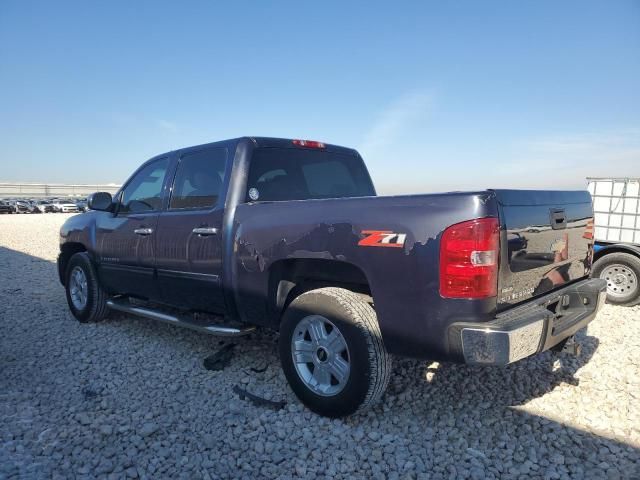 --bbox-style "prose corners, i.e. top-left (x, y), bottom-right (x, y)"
top-left (587, 177), bottom-right (640, 245)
